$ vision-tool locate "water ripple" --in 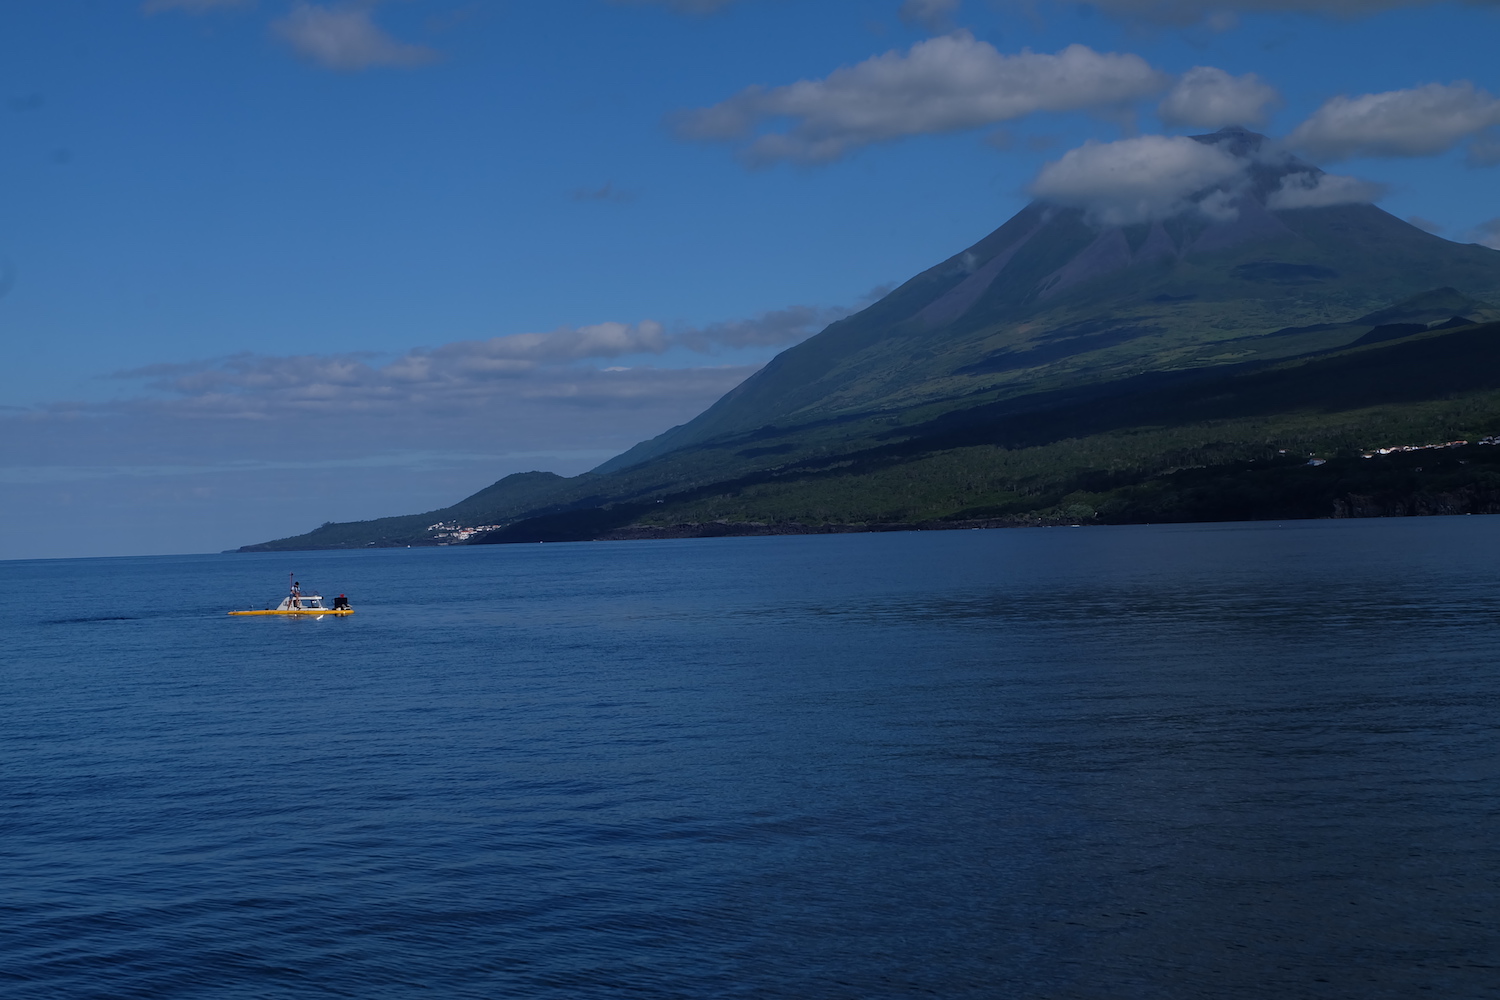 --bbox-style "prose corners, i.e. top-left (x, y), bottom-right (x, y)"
top-left (2, 519), bottom-right (1498, 998)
